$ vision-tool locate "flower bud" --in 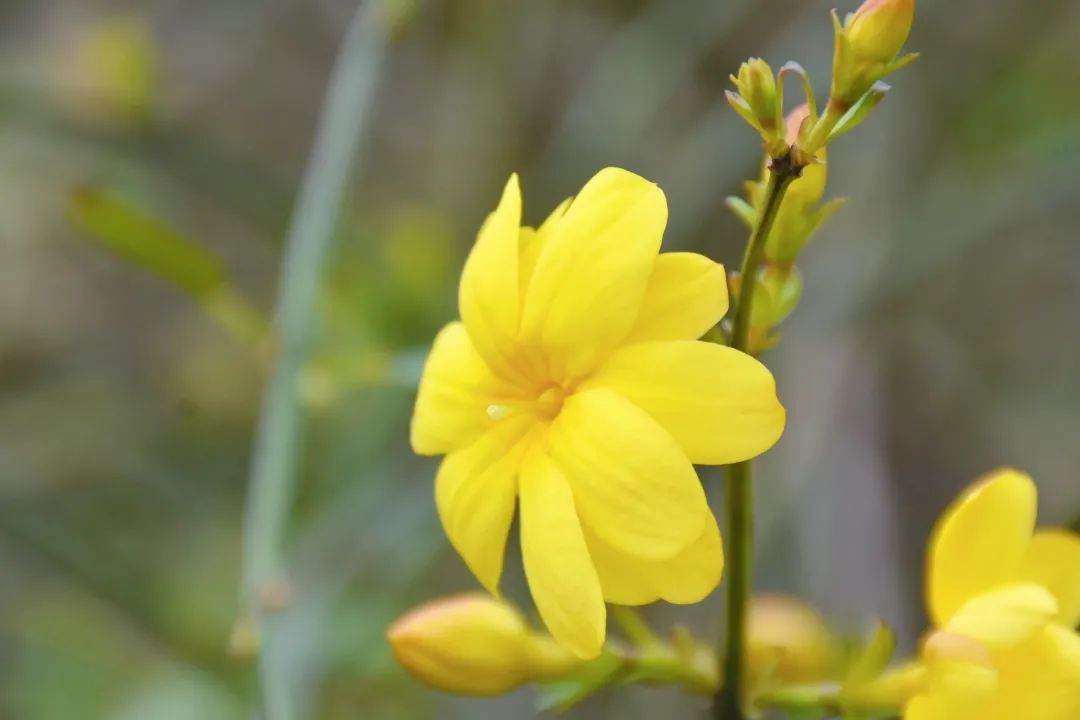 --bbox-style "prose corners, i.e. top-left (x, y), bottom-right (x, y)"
top-left (387, 594), bottom-right (581, 696)
top-left (727, 58), bottom-right (785, 153)
top-left (746, 594), bottom-right (835, 685)
top-left (846, 0), bottom-right (915, 64)
top-left (735, 59), bottom-right (778, 131)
